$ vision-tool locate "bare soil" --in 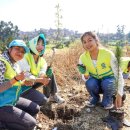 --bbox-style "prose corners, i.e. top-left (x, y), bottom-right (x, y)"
top-left (35, 45), bottom-right (130, 130)
top-left (36, 81), bottom-right (130, 130)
